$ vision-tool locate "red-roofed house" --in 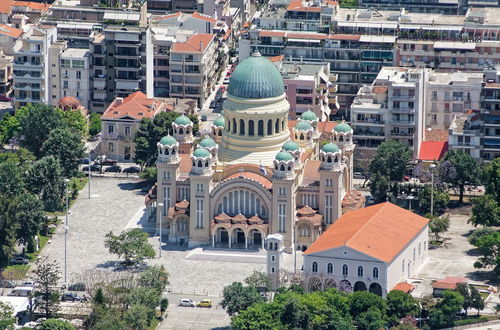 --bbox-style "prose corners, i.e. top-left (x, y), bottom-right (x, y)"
top-left (170, 34), bottom-right (217, 106)
top-left (418, 141), bottom-right (449, 164)
top-left (303, 202), bottom-right (429, 296)
top-left (100, 91), bottom-right (173, 162)
top-left (0, 0), bottom-right (12, 24)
